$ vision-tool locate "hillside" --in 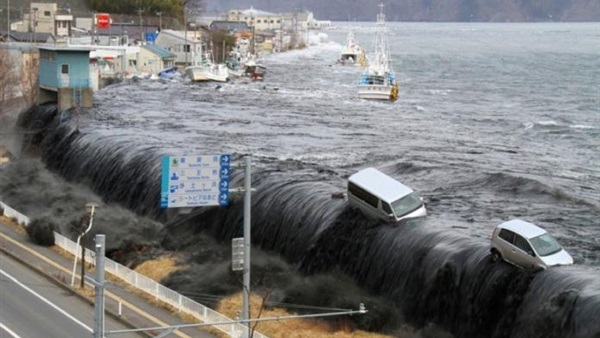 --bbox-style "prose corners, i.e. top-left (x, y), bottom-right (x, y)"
top-left (2, 0), bottom-right (597, 27)
top-left (205, 0), bottom-right (600, 22)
